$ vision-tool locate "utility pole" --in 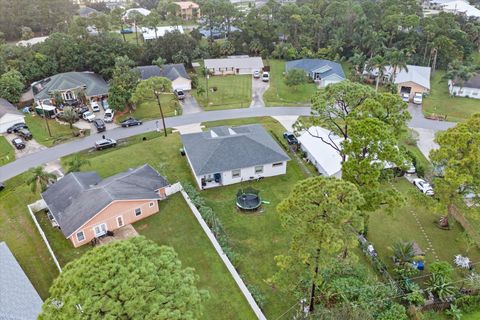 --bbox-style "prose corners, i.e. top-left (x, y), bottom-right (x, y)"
top-left (40, 100), bottom-right (52, 137)
top-left (154, 90), bottom-right (167, 137)
top-left (205, 67), bottom-right (209, 103)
